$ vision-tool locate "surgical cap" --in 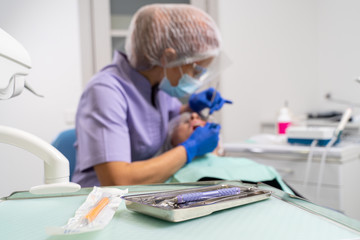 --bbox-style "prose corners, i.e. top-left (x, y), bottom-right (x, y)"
top-left (125, 4), bottom-right (221, 70)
